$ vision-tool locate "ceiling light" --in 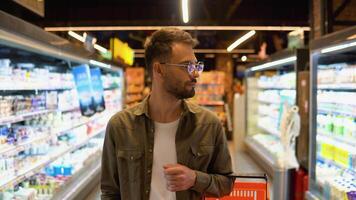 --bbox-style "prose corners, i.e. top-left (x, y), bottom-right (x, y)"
top-left (89, 60), bottom-right (111, 69)
top-left (227, 30), bottom-right (256, 52)
top-left (68, 31), bottom-right (85, 42)
top-left (320, 41), bottom-right (356, 54)
top-left (46, 26), bottom-right (310, 32)
top-left (250, 56), bottom-right (296, 71)
top-left (241, 55), bottom-right (247, 62)
top-left (182, 0), bottom-right (189, 23)
top-left (93, 44), bottom-right (108, 53)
